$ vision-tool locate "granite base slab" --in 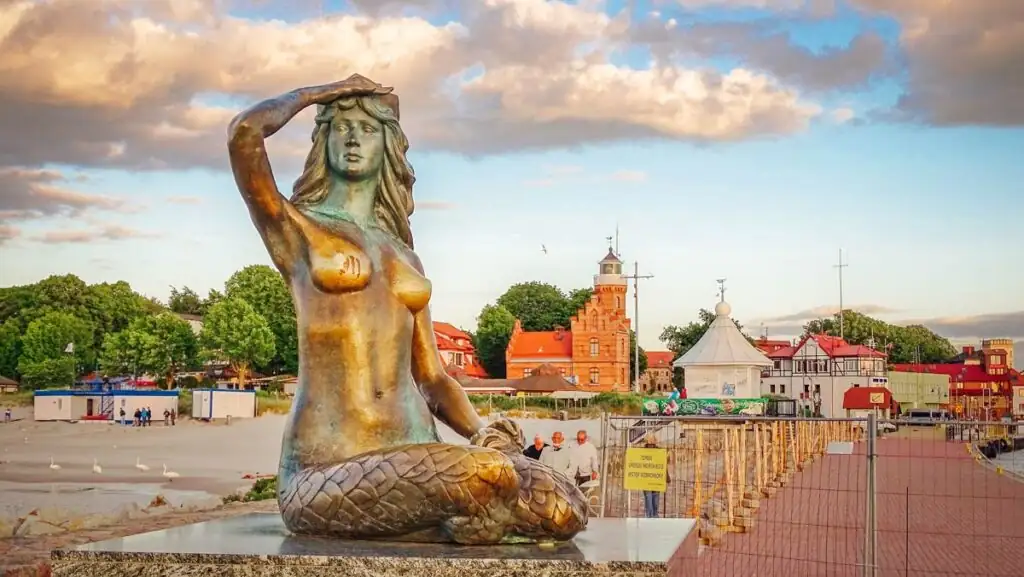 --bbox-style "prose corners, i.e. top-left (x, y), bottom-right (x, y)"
top-left (51, 513), bottom-right (698, 577)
